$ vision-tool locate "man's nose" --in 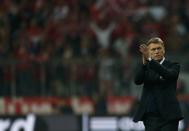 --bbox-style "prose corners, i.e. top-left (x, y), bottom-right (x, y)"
top-left (154, 49), bottom-right (159, 53)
